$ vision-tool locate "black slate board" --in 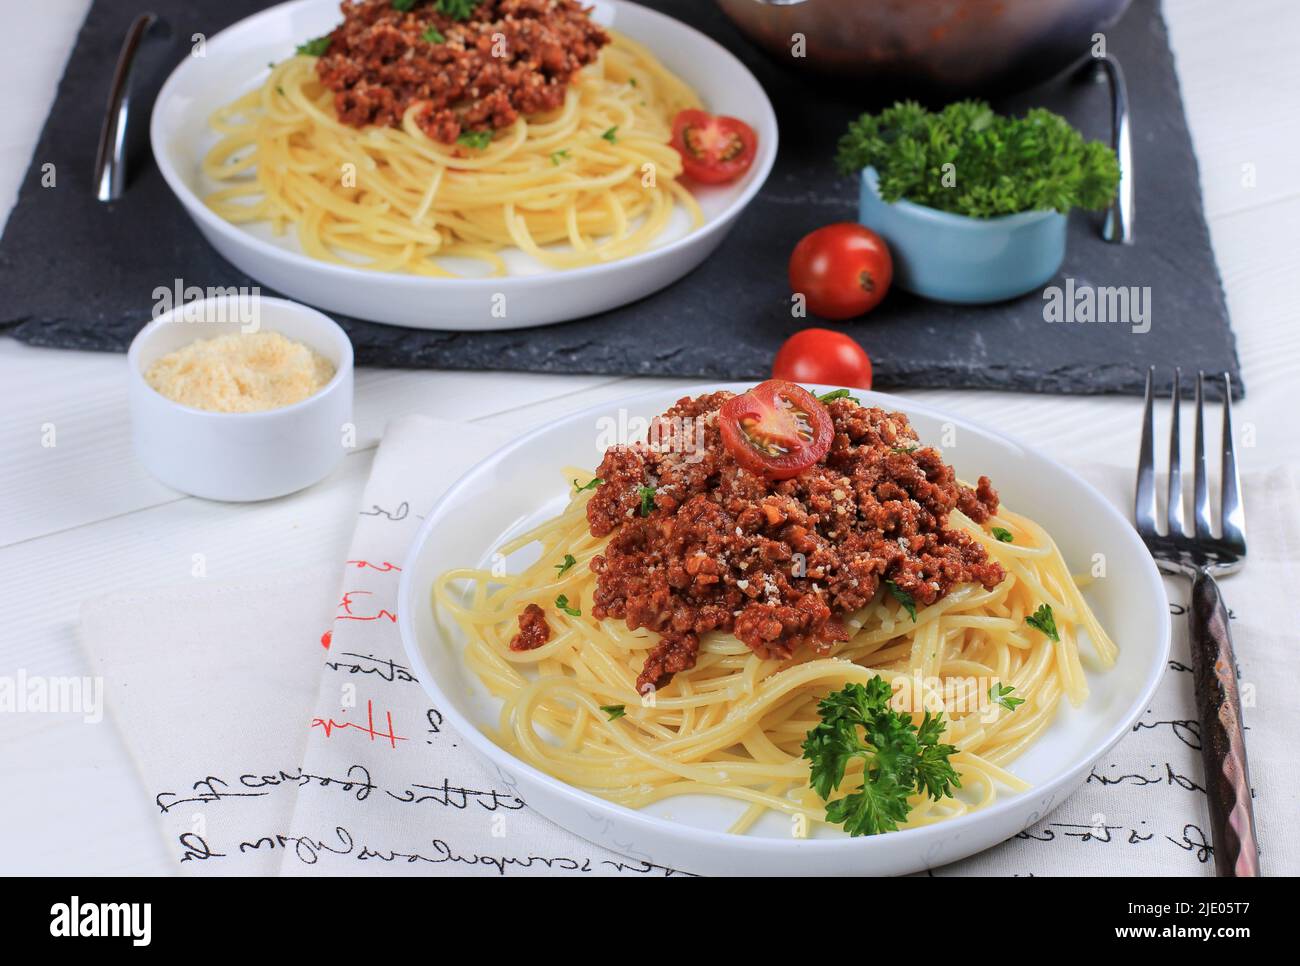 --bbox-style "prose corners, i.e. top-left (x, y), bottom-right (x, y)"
top-left (0, 0), bottom-right (1241, 398)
